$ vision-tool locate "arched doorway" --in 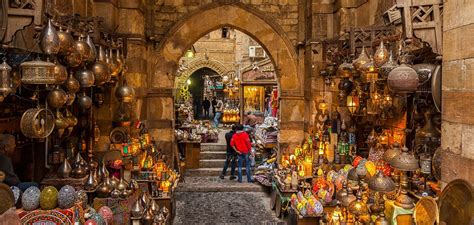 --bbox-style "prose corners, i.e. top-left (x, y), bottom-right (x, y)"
top-left (147, 3), bottom-right (305, 160)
